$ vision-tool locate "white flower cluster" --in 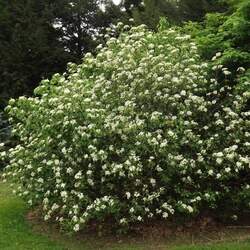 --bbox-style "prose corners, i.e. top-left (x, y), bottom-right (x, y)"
top-left (1, 23), bottom-right (249, 232)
